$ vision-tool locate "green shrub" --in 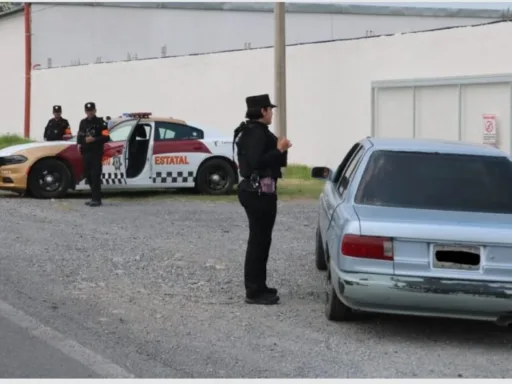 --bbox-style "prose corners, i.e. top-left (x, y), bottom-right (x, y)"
top-left (0, 134), bottom-right (33, 150)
